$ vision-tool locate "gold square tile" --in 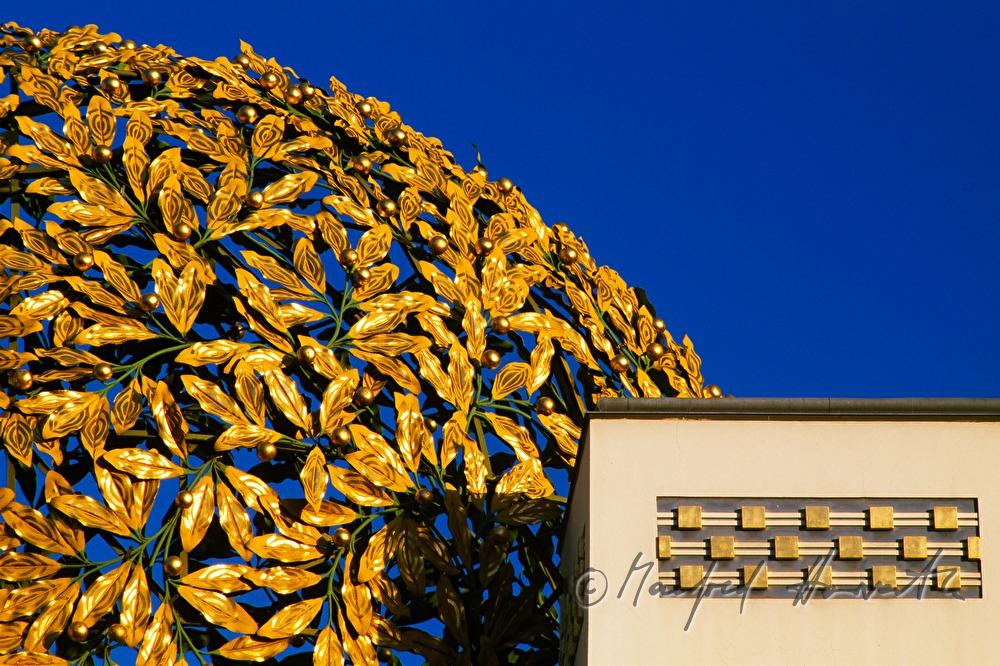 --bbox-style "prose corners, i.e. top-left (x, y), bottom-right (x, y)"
top-left (871, 565), bottom-right (897, 589)
top-left (677, 505), bottom-right (702, 530)
top-left (774, 535), bottom-right (799, 559)
top-left (967, 536), bottom-right (981, 560)
top-left (678, 565), bottom-right (704, 589)
top-left (869, 506), bottom-right (894, 530)
top-left (936, 566), bottom-right (962, 590)
top-left (933, 506), bottom-right (958, 530)
top-left (804, 505), bottom-right (830, 530)
top-left (902, 535), bottom-right (927, 560)
top-left (838, 535), bottom-right (864, 560)
top-left (808, 565), bottom-right (832, 587)
top-left (743, 564), bottom-right (768, 589)
top-left (741, 505), bottom-right (766, 530)
top-left (710, 535), bottom-right (735, 560)
top-left (656, 535), bottom-right (671, 560)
